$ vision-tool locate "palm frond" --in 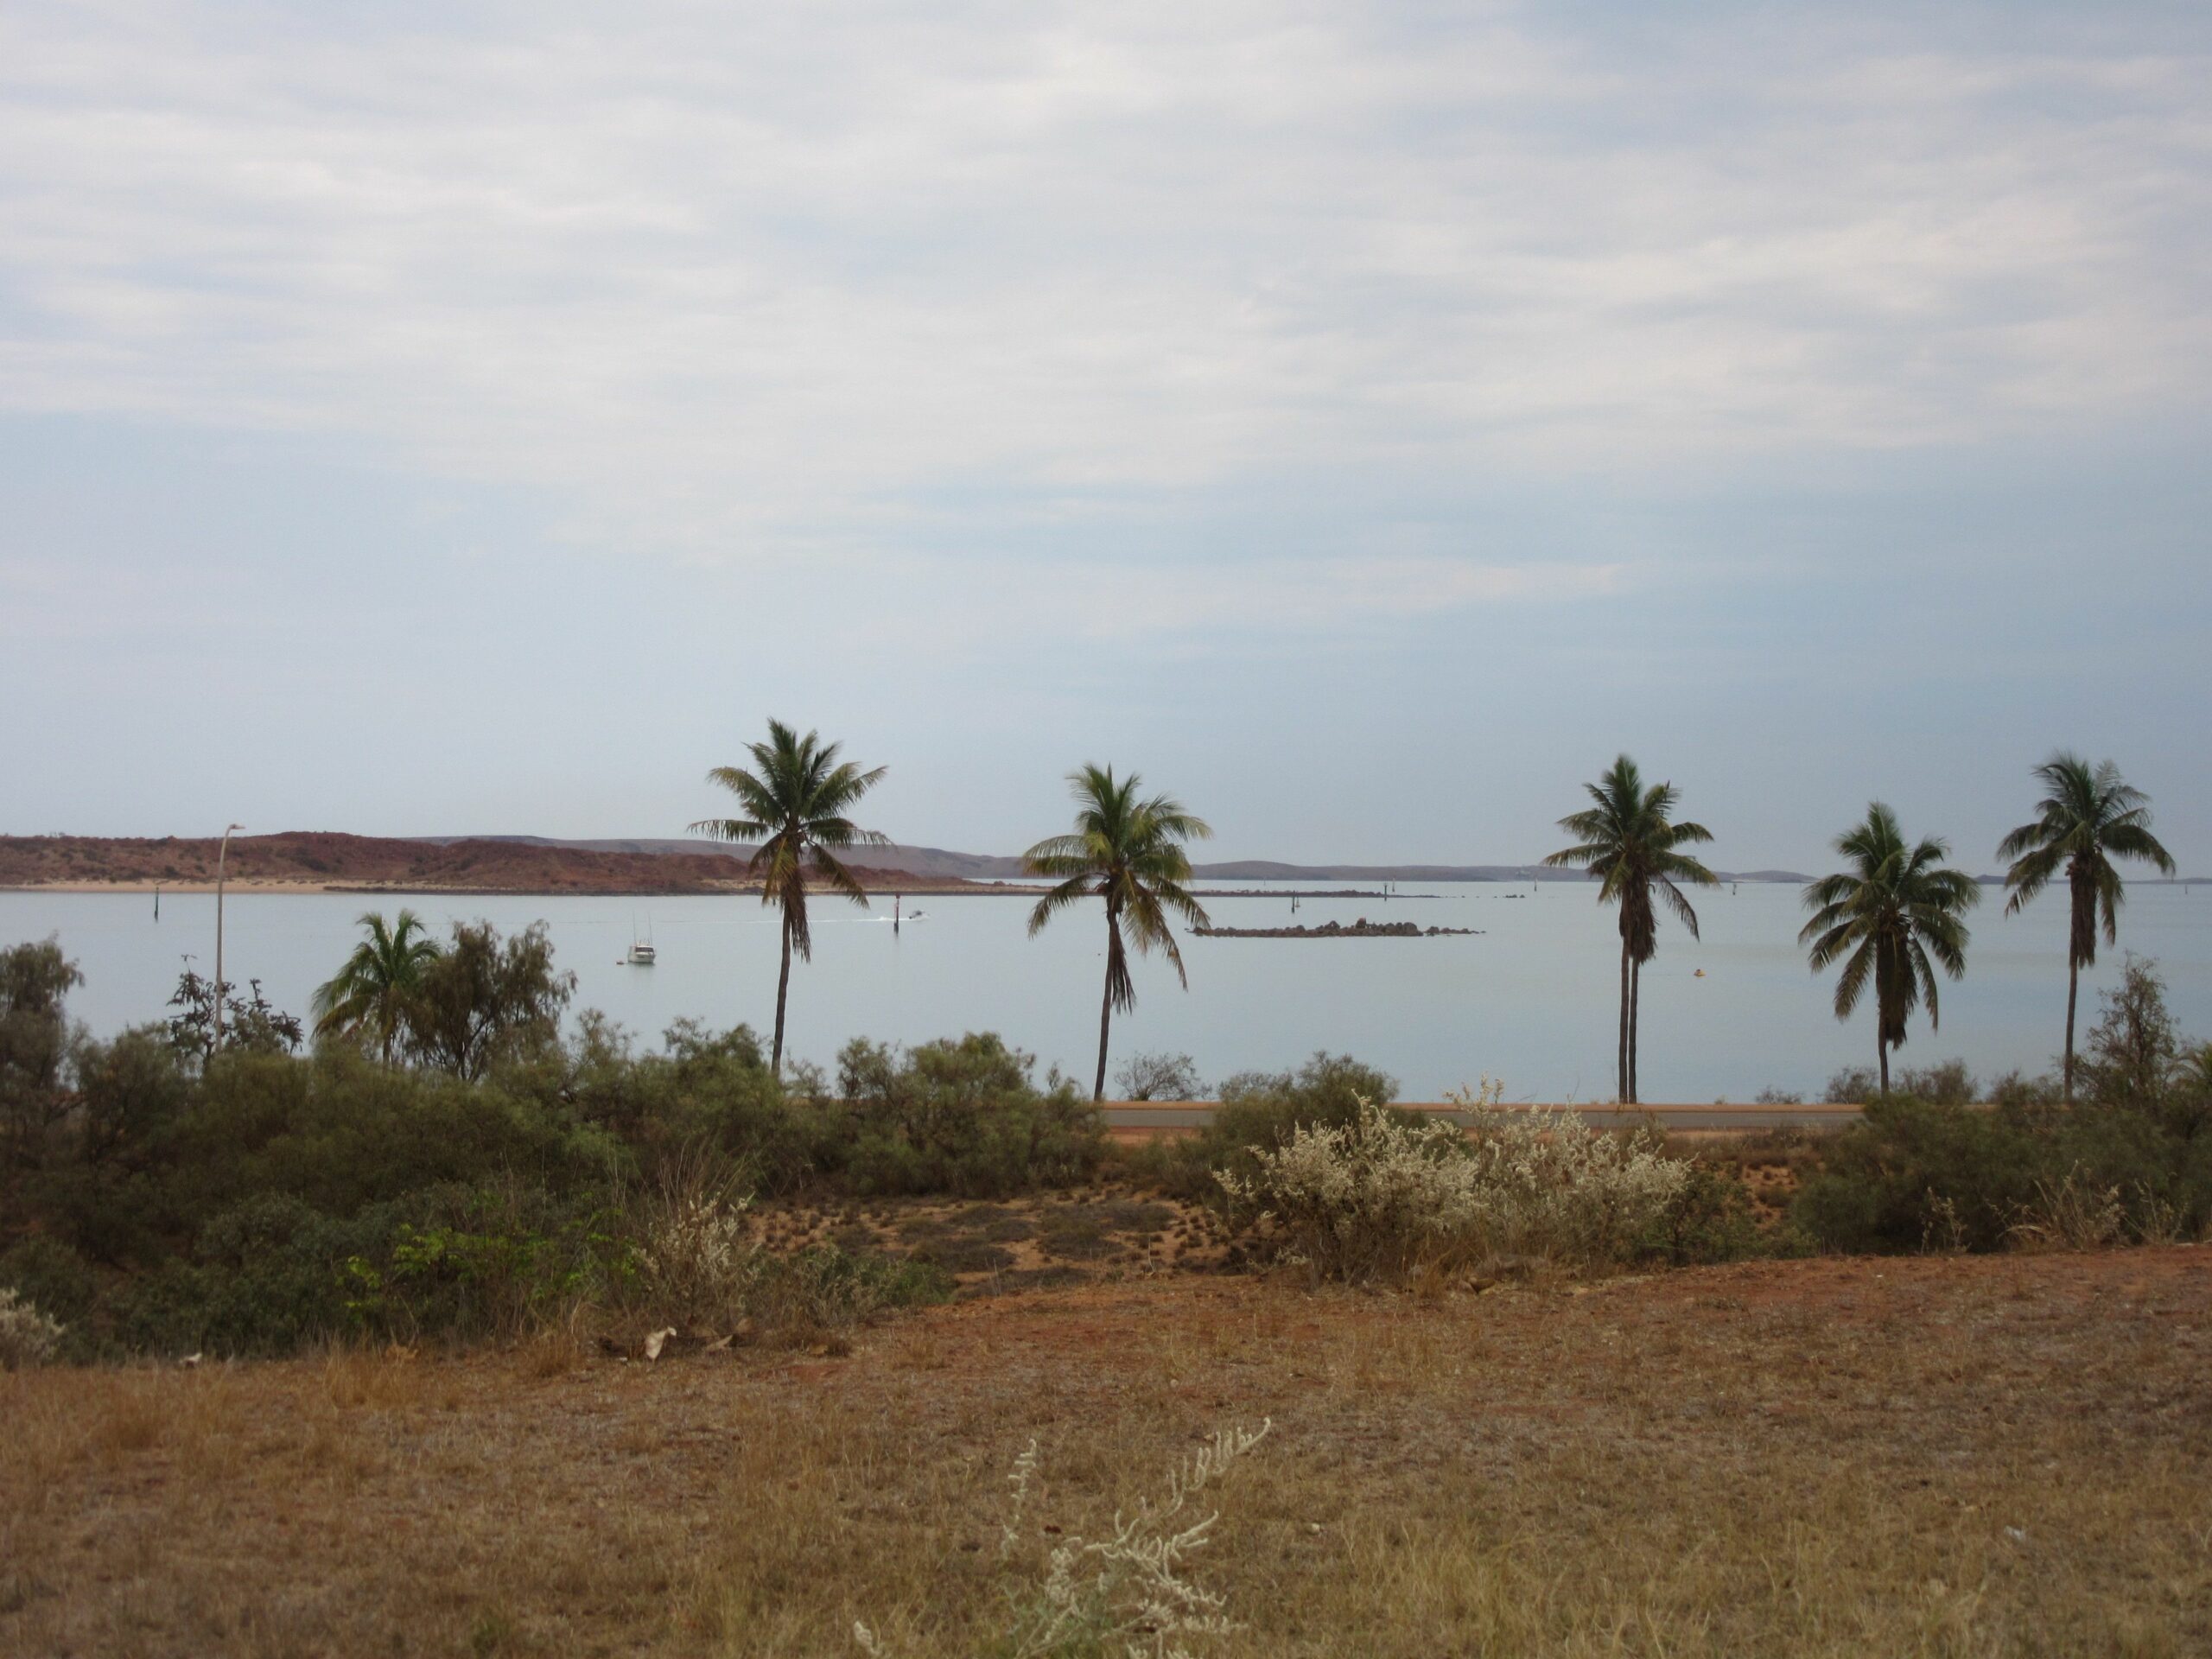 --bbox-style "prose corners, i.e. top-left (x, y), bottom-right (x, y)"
top-left (1027, 874), bottom-right (1097, 937)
